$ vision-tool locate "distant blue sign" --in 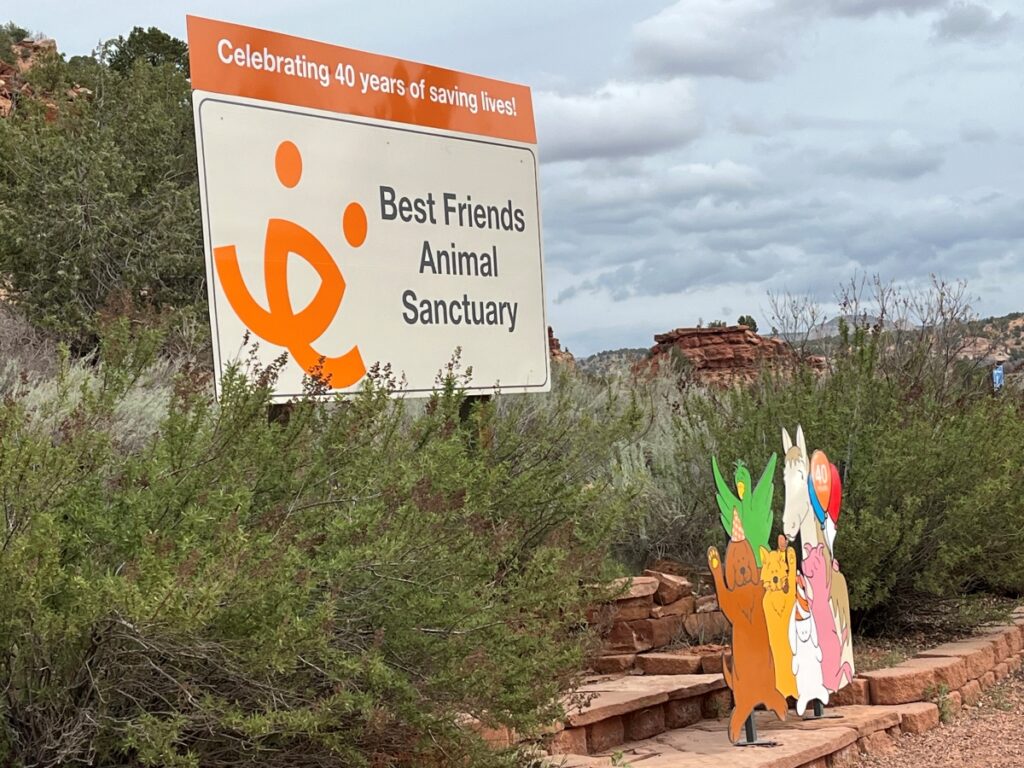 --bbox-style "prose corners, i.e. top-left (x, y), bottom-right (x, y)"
top-left (993, 364), bottom-right (1005, 391)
